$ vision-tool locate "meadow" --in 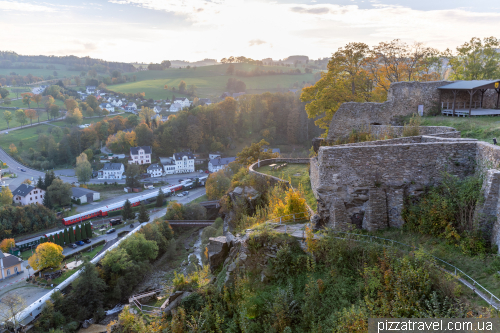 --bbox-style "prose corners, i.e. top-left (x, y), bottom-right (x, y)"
top-left (421, 115), bottom-right (500, 143)
top-left (0, 124), bottom-right (61, 155)
top-left (110, 63), bottom-right (316, 99)
top-left (0, 63), bottom-right (90, 79)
